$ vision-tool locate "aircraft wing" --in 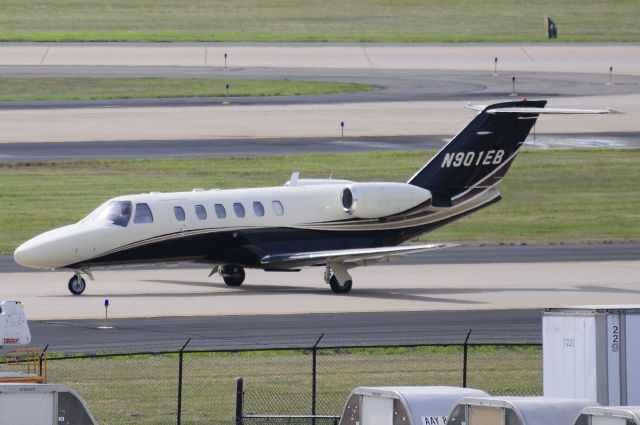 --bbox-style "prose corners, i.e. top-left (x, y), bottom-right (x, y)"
top-left (260, 243), bottom-right (453, 269)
